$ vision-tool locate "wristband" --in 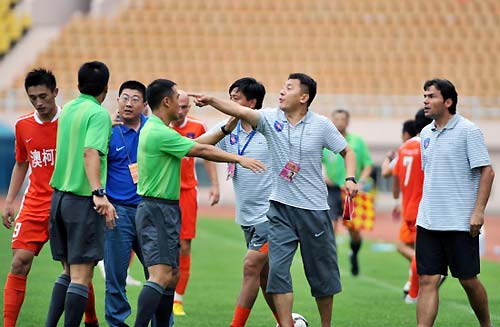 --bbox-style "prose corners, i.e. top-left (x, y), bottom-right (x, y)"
top-left (220, 125), bottom-right (230, 135)
top-left (345, 176), bottom-right (357, 184)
